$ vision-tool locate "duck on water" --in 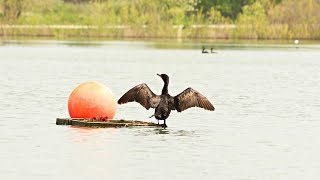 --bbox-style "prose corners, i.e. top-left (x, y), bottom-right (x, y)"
top-left (118, 74), bottom-right (215, 127)
top-left (202, 47), bottom-right (216, 53)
